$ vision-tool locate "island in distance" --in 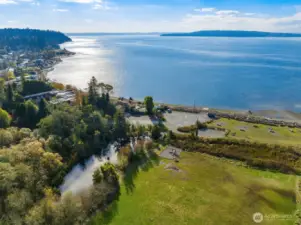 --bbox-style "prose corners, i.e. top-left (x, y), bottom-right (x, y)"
top-left (161, 30), bottom-right (301, 37)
